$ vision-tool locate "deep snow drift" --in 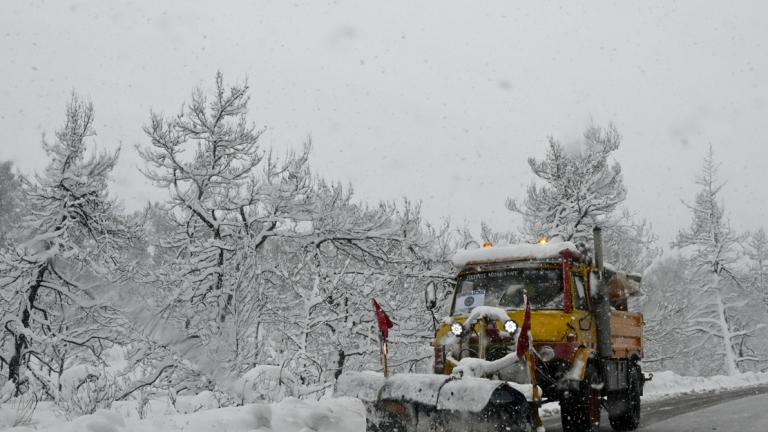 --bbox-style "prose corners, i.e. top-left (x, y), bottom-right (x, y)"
top-left (2, 370), bottom-right (768, 432)
top-left (1, 396), bottom-right (365, 432)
